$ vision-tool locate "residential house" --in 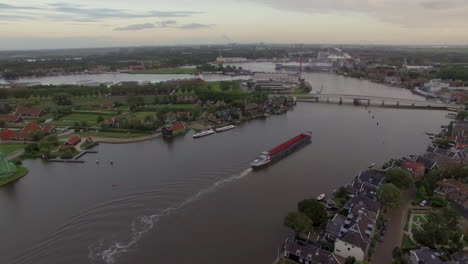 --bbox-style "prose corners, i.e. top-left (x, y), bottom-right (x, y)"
top-left (0, 114), bottom-right (24, 123)
top-left (357, 170), bottom-right (385, 187)
top-left (0, 122), bottom-right (56, 141)
top-left (283, 239), bottom-right (340, 264)
top-left (66, 135), bottom-right (81, 146)
top-left (451, 249), bottom-right (468, 263)
top-left (344, 195), bottom-right (380, 216)
top-left (414, 155), bottom-right (438, 170)
top-left (401, 161), bottom-right (425, 180)
top-left (323, 214), bottom-right (346, 243)
top-left (408, 248), bottom-right (444, 264)
top-left (334, 209), bottom-right (377, 261)
top-left (434, 179), bottom-right (468, 207)
top-left (176, 112), bottom-right (192, 120)
top-left (15, 107), bottom-right (46, 117)
top-left (164, 112), bottom-right (177, 124)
